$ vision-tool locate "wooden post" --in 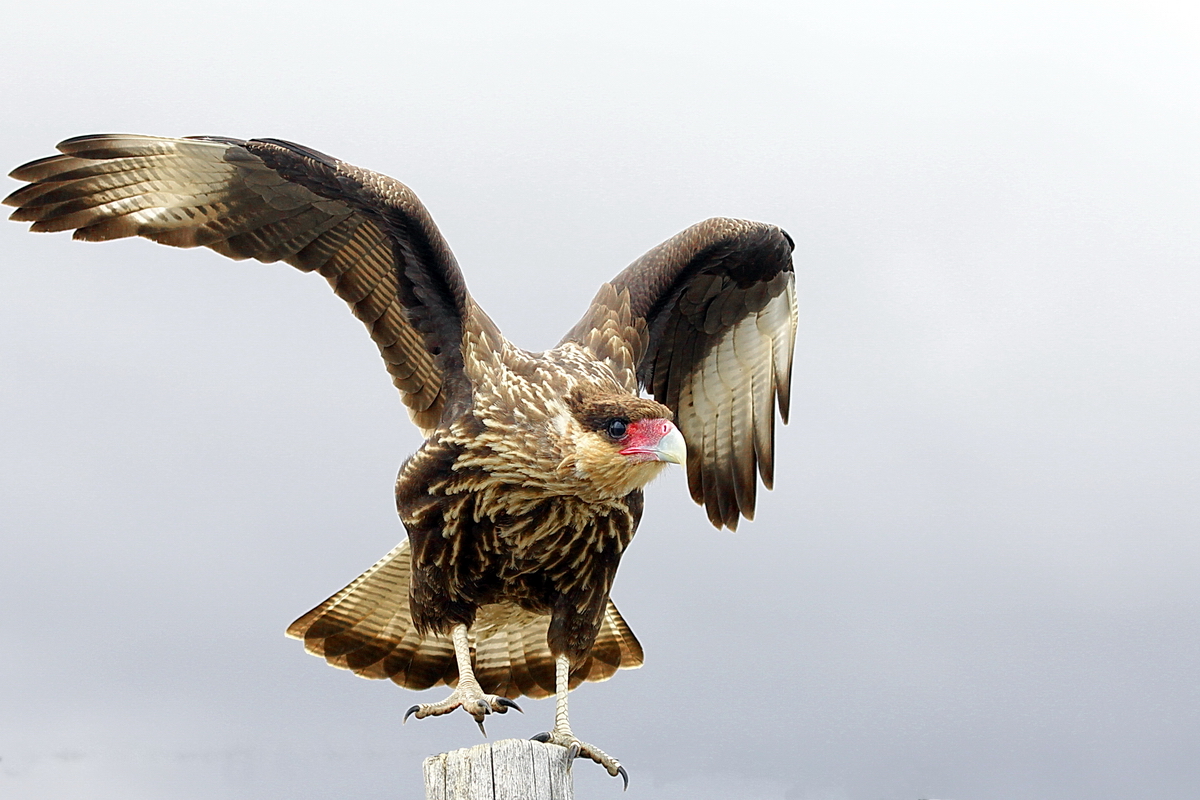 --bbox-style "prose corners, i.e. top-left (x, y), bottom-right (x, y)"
top-left (423, 738), bottom-right (574, 800)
